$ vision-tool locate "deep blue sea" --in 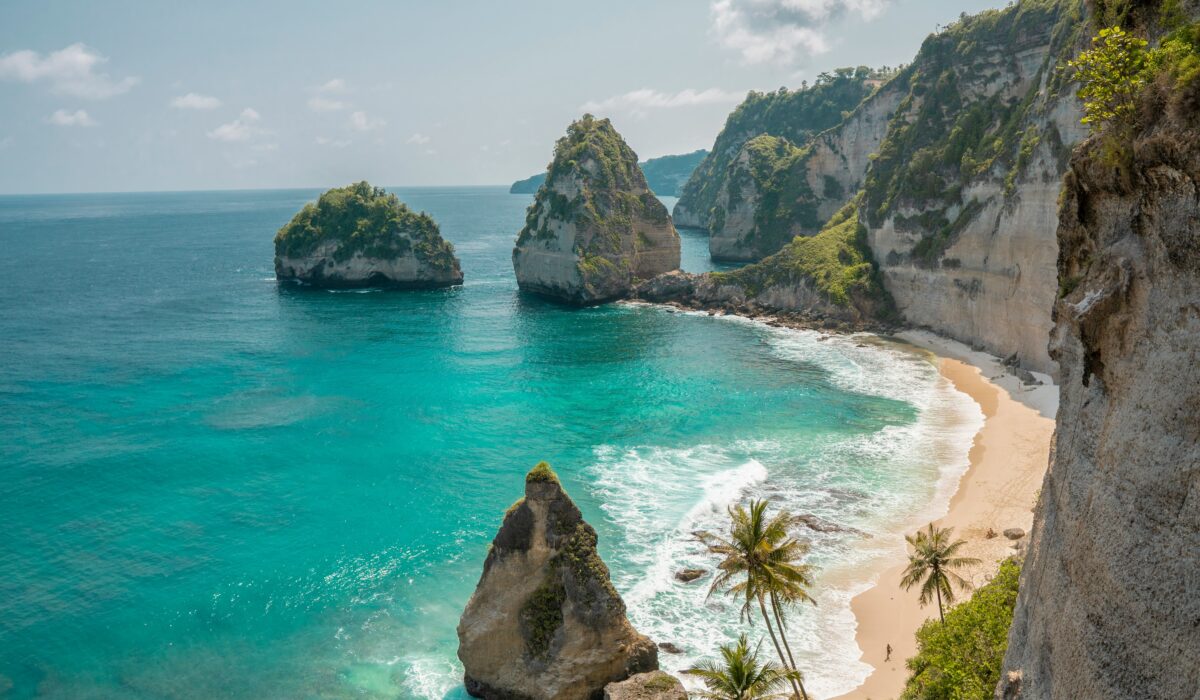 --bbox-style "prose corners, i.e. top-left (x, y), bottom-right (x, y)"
top-left (0, 187), bottom-right (981, 699)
